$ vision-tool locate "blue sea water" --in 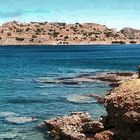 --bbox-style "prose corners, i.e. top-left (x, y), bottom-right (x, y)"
top-left (0, 44), bottom-right (140, 140)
